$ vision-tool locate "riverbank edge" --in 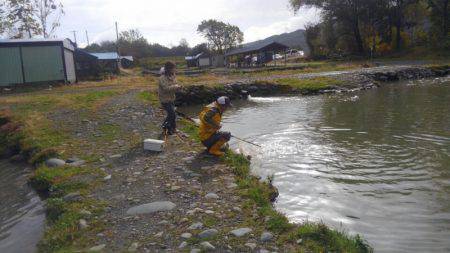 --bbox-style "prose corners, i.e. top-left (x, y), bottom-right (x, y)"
top-left (175, 64), bottom-right (449, 105)
top-left (0, 64), bottom-right (448, 251)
